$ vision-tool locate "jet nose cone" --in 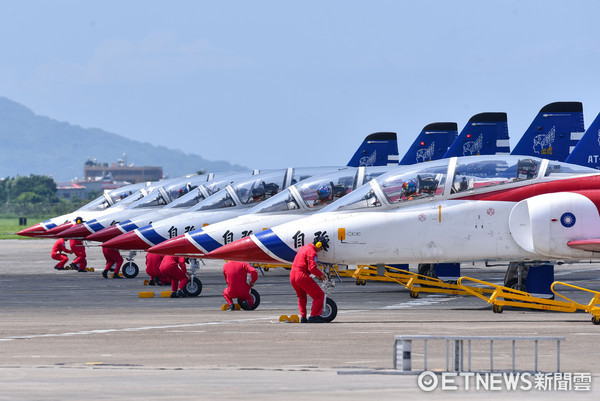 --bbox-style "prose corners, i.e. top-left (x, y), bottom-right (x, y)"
top-left (59, 224), bottom-right (92, 239)
top-left (17, 223), bottom-right (45, 237)
top-left (204, 237), bottom-right (279, 263)
top-left (87, 226), bottom-right (123, 242)
top-left (148, 235), bottom-right (203, 256)
top-left (103, 231), bottom-right (151, 250)
top-left (45, 222), bottom-right (74, 236)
